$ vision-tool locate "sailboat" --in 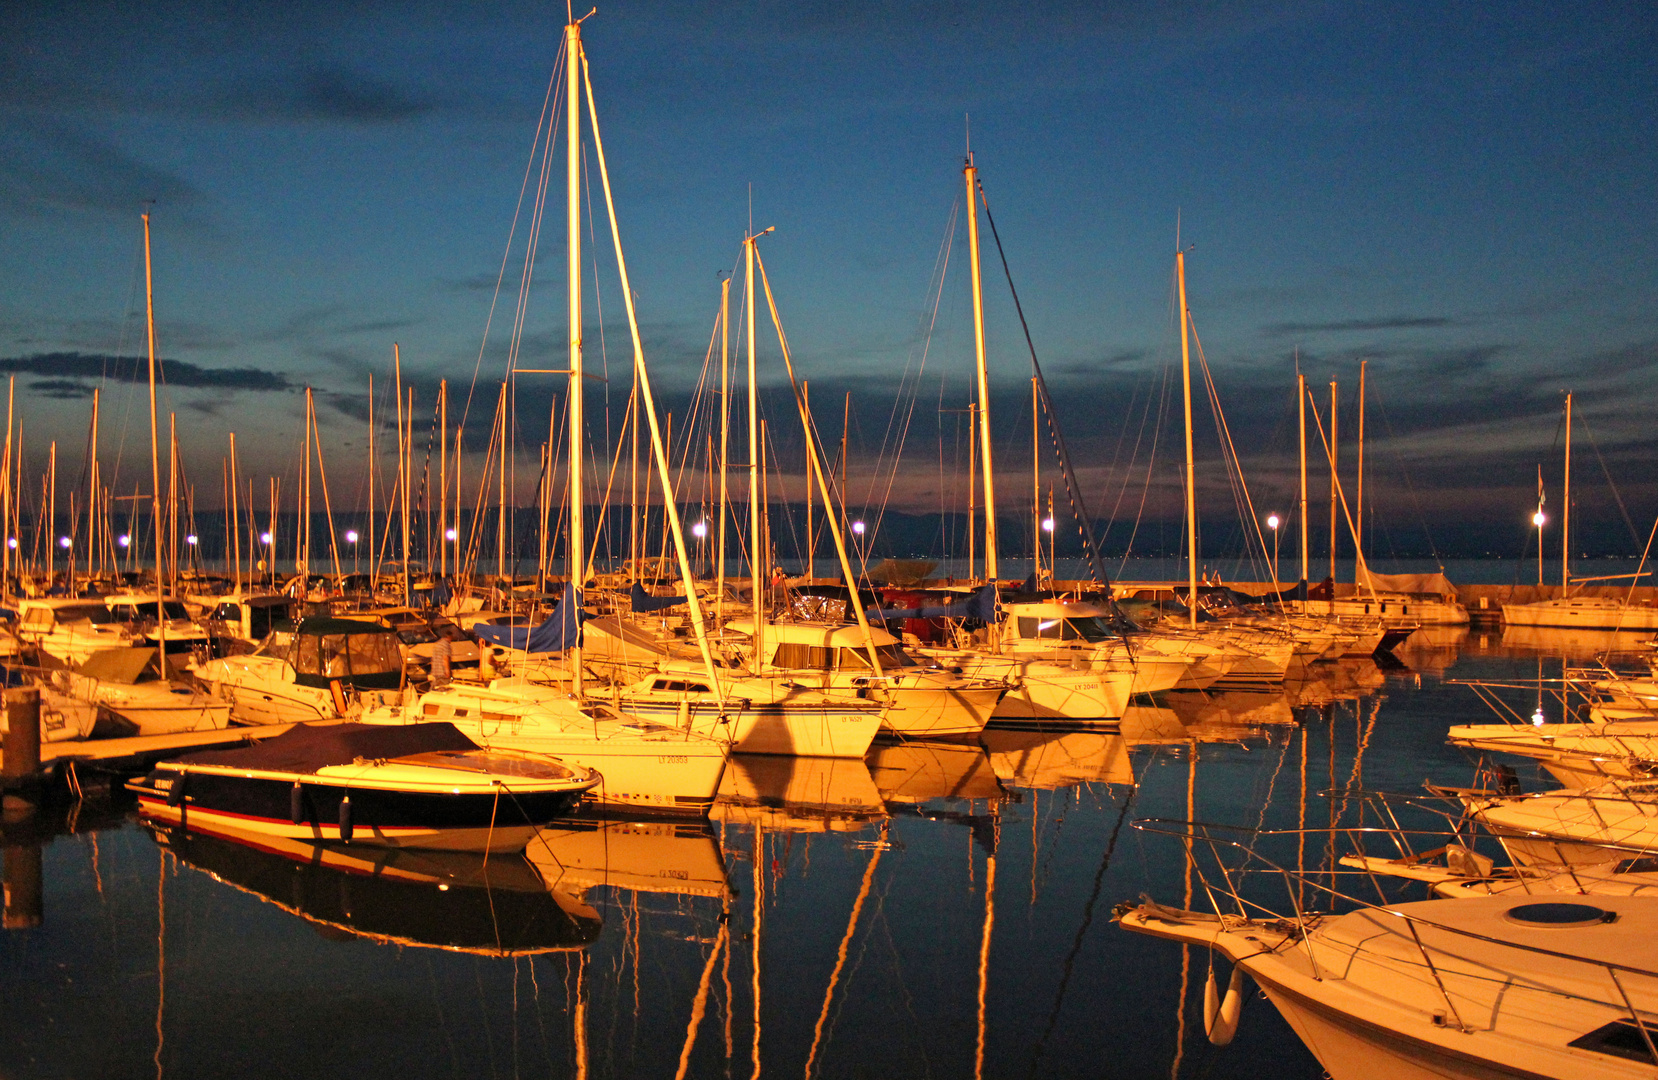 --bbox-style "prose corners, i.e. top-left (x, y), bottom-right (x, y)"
top-left (1505, 393), bottom-right (1658, 631)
